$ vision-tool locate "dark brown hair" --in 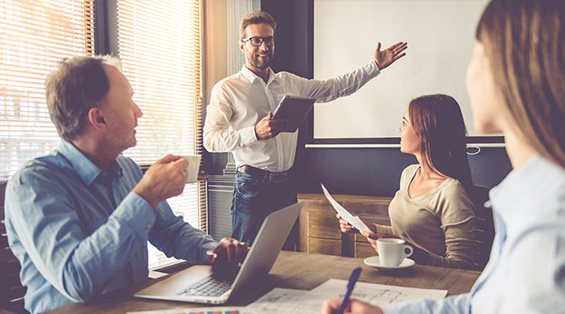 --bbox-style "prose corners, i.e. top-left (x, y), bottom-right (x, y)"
top-left (476, 0), bottom-right (565, 167)
top-left (45, 56), bottom-right (118, 141)
top-left (409, 94), bottom-right (473, 190)
top-left (240, 10), bottom-right (277, 39)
